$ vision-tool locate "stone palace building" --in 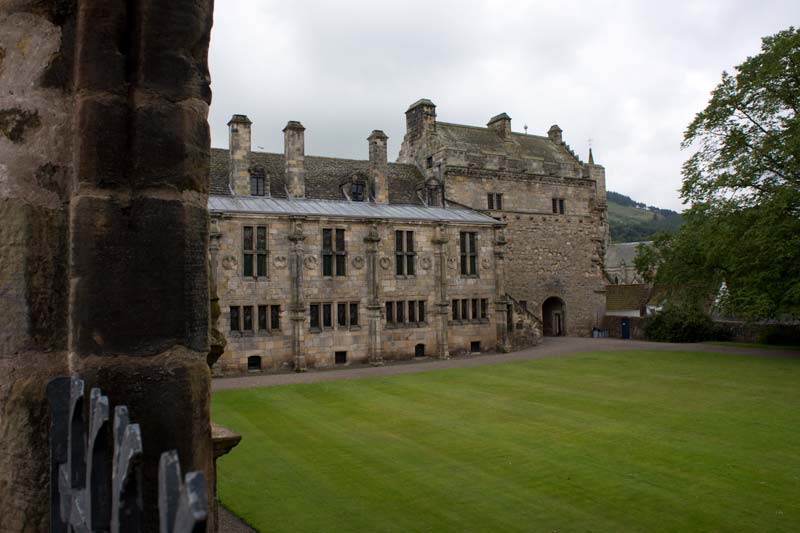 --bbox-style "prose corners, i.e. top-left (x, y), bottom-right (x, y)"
top-left (208, 99), bottom-right (608, 373)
